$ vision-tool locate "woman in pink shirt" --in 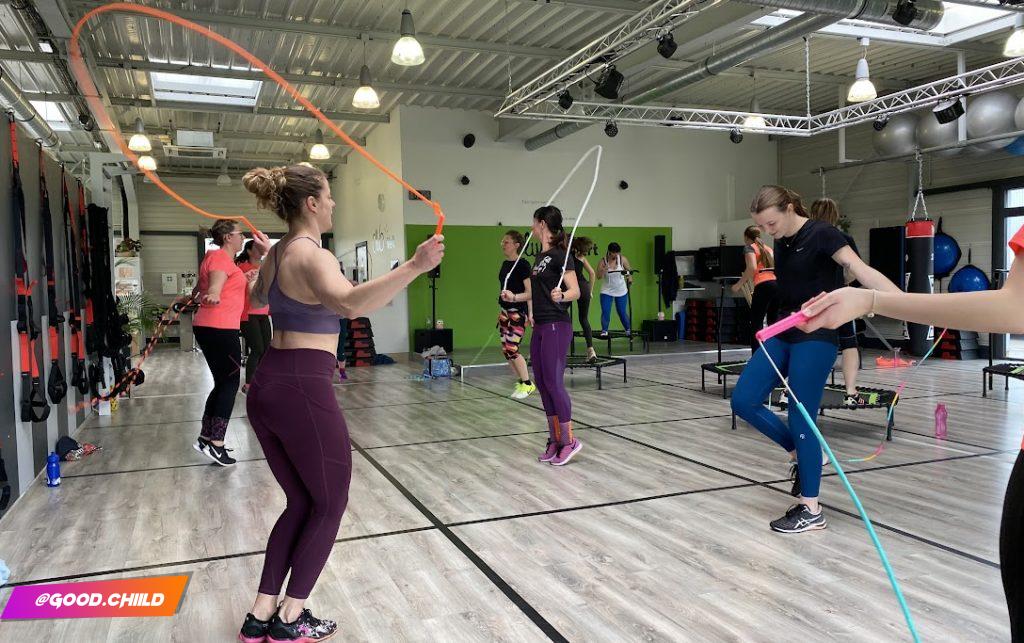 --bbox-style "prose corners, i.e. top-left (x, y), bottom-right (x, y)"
top-left (237, 239), bottom-right (272, 393)
top-left (192, 219), bottom-right (267, 466)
